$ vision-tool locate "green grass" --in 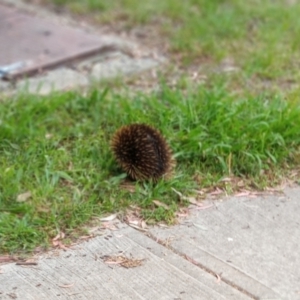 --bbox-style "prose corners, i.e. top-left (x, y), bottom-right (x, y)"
top-left (1, 84), bottom-right (300, 253)
top-left (2, 0), bottom-right (300, 254)
top-left (41, 0), bottom-right (300, 81)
